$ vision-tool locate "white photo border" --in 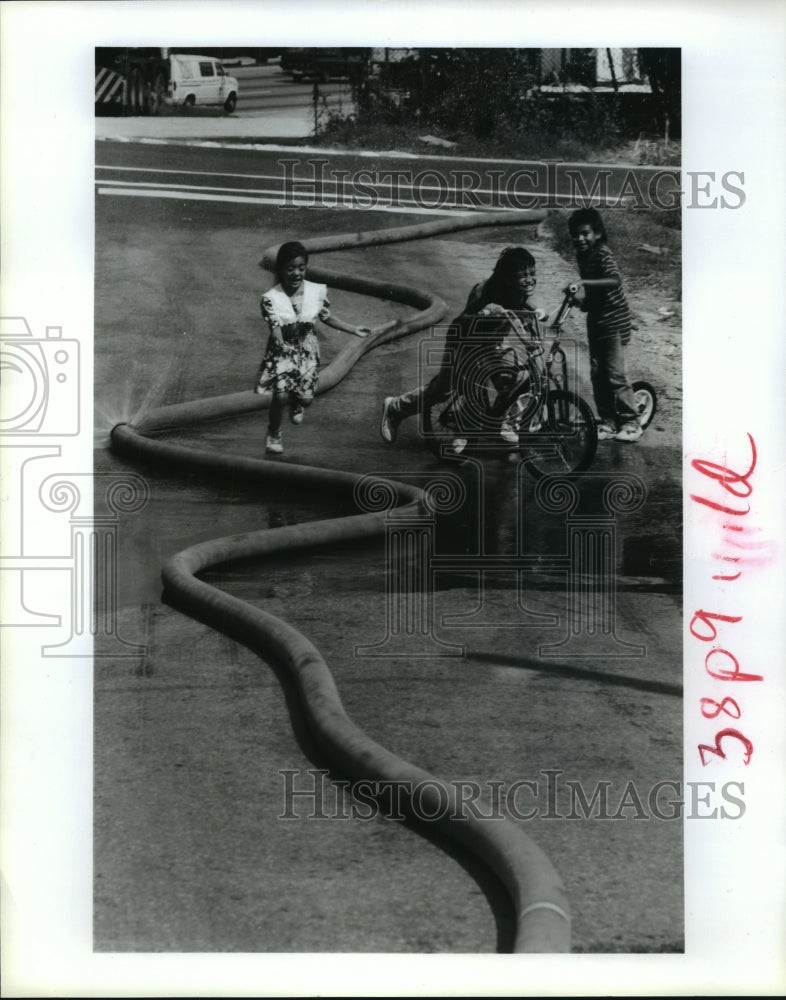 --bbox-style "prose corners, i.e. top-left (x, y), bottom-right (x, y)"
top-left (1, 1), bottom-right (784, 995)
